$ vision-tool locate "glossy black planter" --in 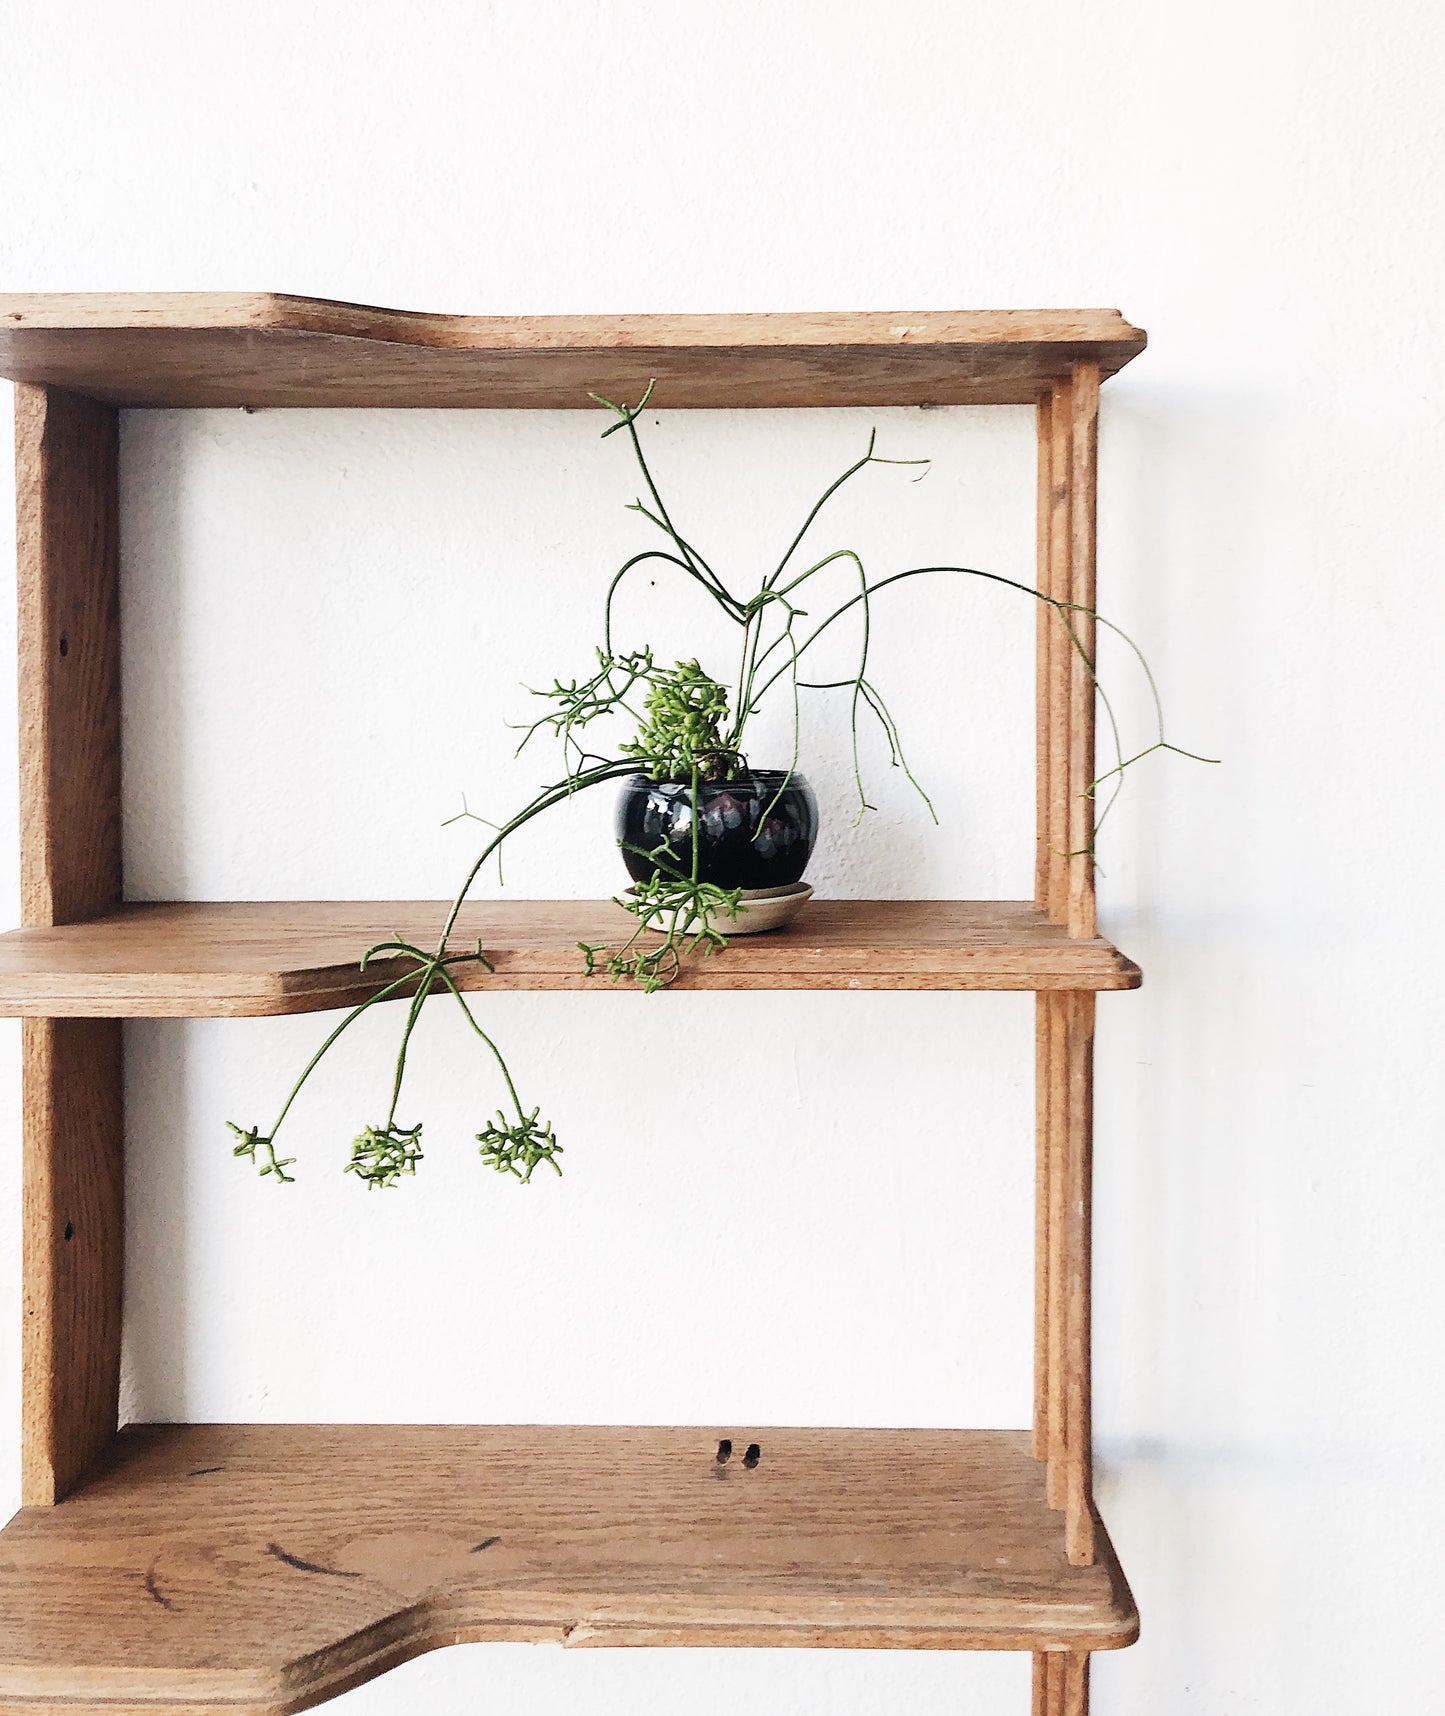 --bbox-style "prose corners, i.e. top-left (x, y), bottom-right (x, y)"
top-left (617, 770), bottom-right (819, 891)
